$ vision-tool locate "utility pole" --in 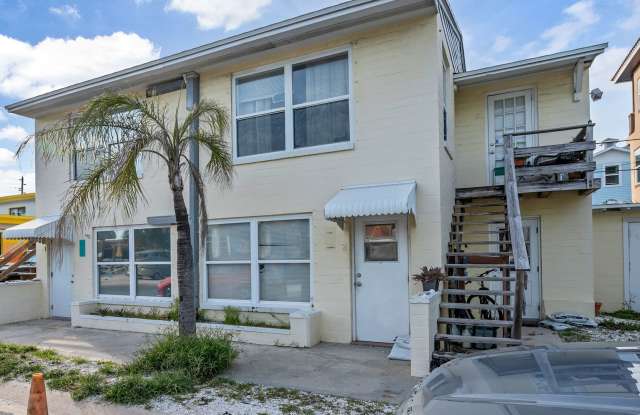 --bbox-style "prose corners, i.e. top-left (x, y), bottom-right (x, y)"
top-left (19, 176), bottom-right (24, 194)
